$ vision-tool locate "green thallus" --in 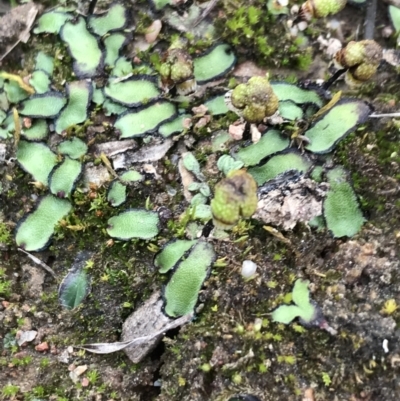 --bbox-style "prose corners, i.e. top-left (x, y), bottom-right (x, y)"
top-left (272, 279), bottom-right (337, 334)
